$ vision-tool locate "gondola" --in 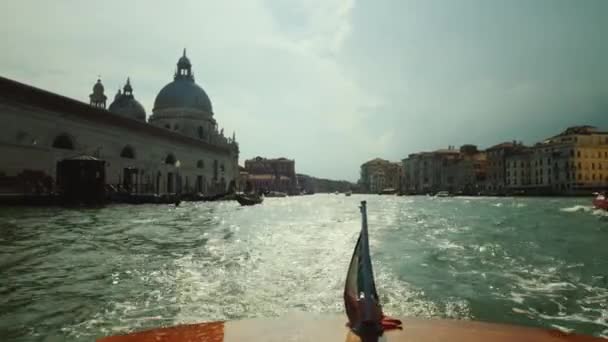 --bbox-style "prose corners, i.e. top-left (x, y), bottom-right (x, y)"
top-left (235, 193), bottom-right (263, 206)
